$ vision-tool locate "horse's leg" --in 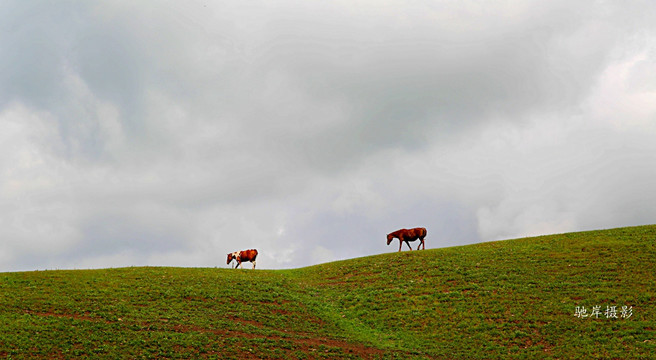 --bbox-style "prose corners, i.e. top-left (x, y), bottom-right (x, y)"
top-left (252, 260), bottom-right (256, 269)
top-left (405, 240), bottom-right (413, 250)
top-left (398, 239), bottom-right (402, 252)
